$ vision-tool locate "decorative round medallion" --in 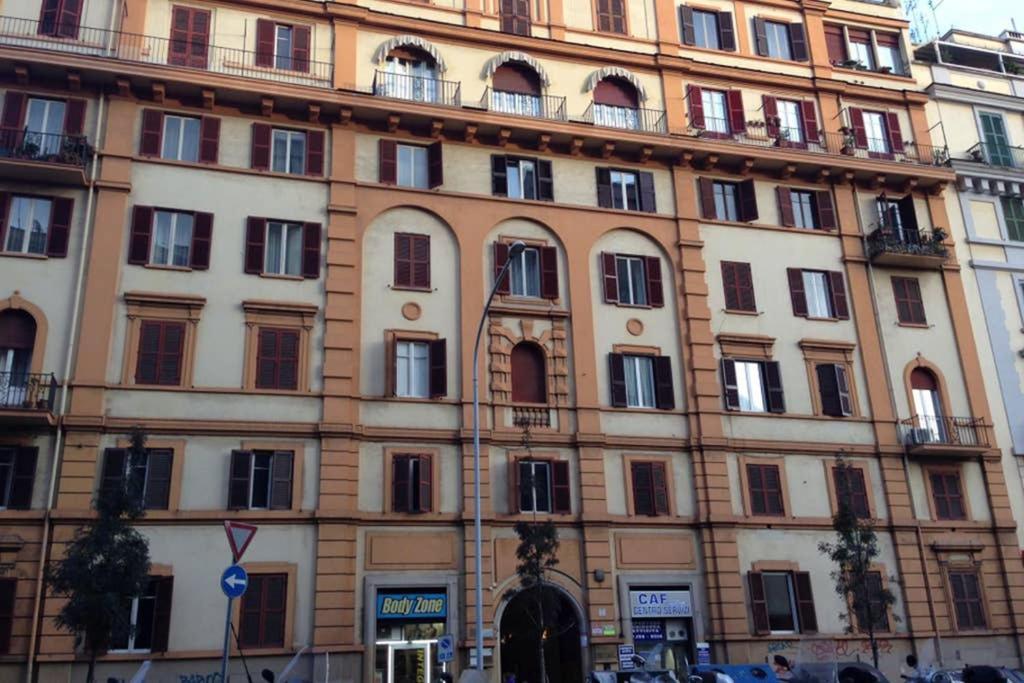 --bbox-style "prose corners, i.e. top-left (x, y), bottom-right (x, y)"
top-left (402, 302), bottom-right (422, 321)
top-left (626, 318), bottom-right (644, 336)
